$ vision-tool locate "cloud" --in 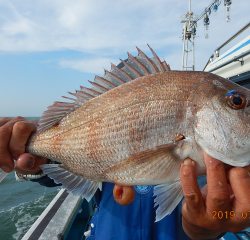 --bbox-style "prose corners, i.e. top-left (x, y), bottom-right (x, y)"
top-left (59, 57), bottom-right (119, 74)
top-left (0, 0), bottom-right (181, 53)
top-left (0, 0), bottom-right (249, 71)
